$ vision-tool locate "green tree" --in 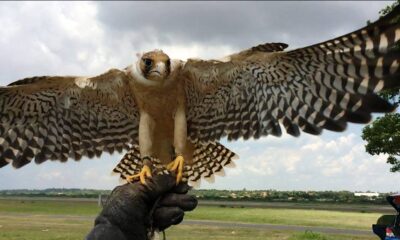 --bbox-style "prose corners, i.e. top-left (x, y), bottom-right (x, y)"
top-left (362, 0), bottom-right (400, 172)
top-left (363, 114), bottom-right (400, 172)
